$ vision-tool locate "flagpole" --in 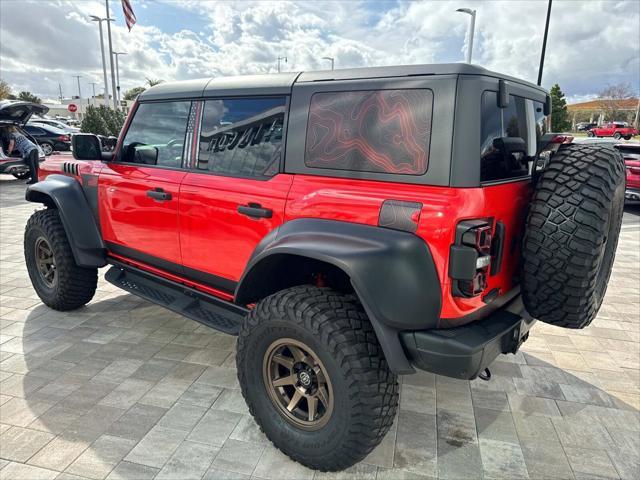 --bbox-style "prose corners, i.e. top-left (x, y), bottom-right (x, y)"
top-left (105, 0), bottom-right (118, 110)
